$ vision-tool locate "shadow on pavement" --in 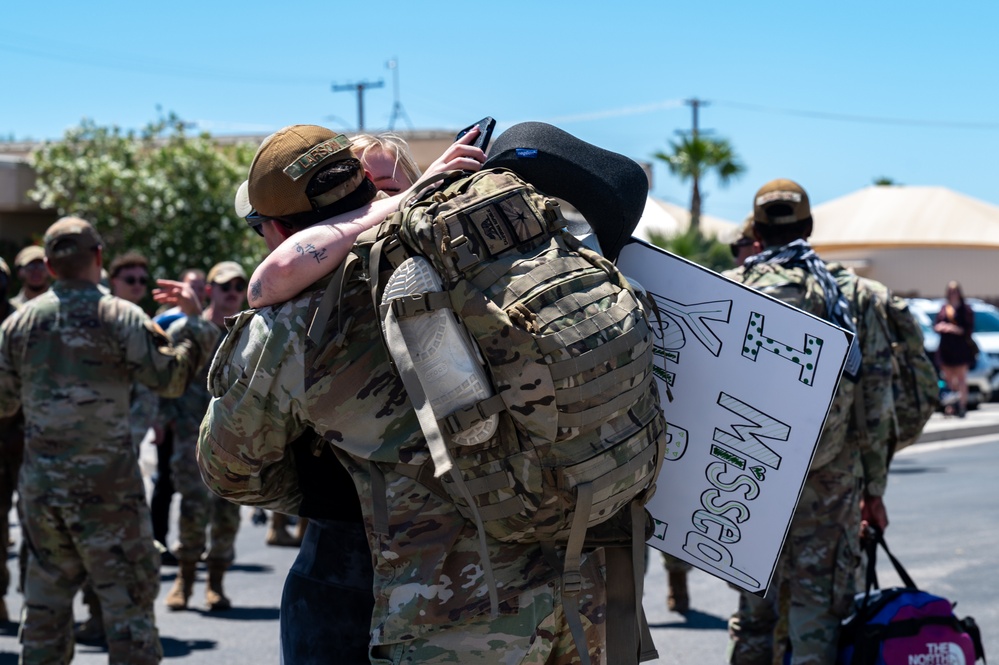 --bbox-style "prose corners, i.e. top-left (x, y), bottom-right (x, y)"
top-left (187, 606), bottom-right (280, 621)
top-left (160, 637), bottom-right (217, 658)
top-left (648, 608), bottom-right (728, 630)
top-left (160, 562), bottom-right (274, 582)
top-left (0, 654), bottom-right (15, 665)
